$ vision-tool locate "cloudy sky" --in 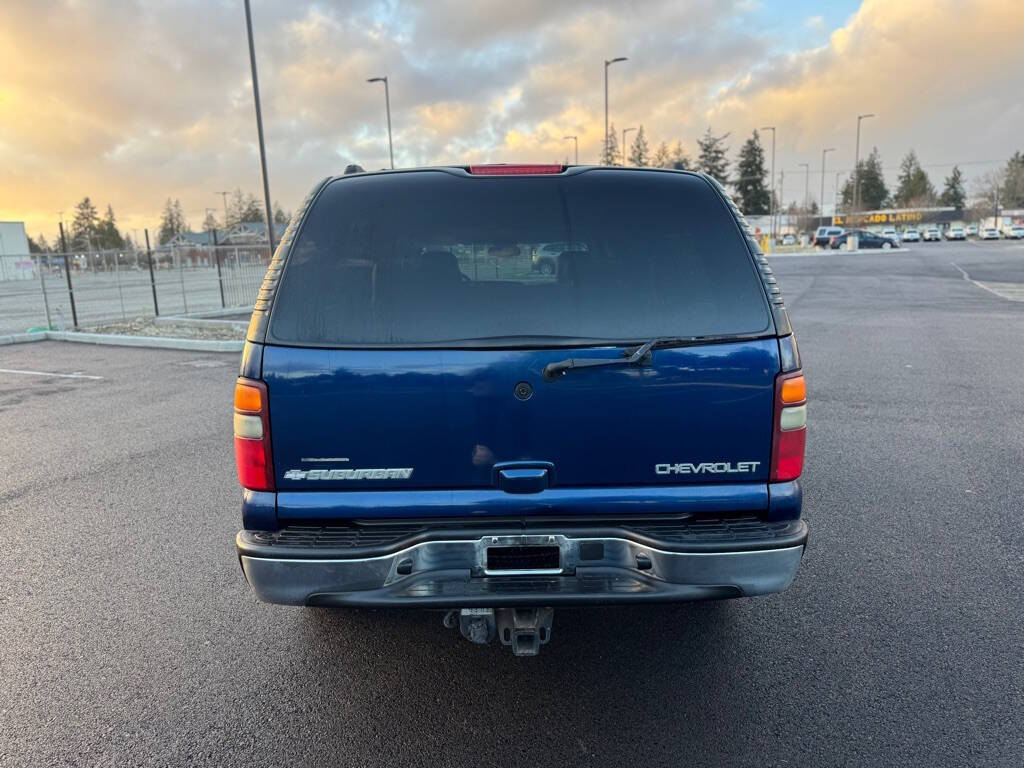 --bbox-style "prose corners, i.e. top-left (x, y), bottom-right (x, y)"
top-left (1, 0), bottom-right (1022, 242)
